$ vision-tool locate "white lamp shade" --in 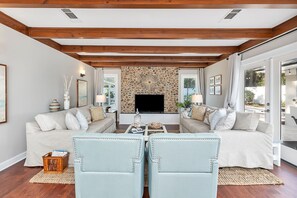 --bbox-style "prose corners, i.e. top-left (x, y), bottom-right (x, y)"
top-left (191, 94), bottom-right (203, 103)
top-left (96, 95), bottom-right (106, 103)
